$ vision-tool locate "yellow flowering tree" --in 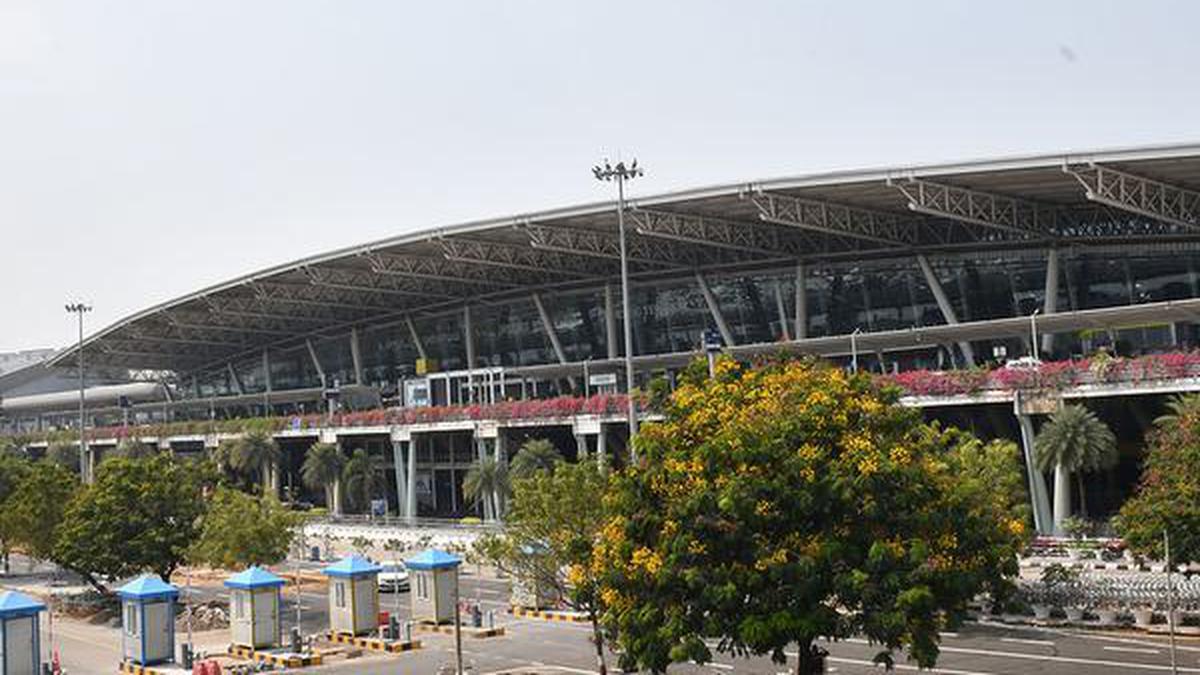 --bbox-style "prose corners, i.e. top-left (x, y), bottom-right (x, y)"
top-left (595, 358), bottom-right (1022, 675)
